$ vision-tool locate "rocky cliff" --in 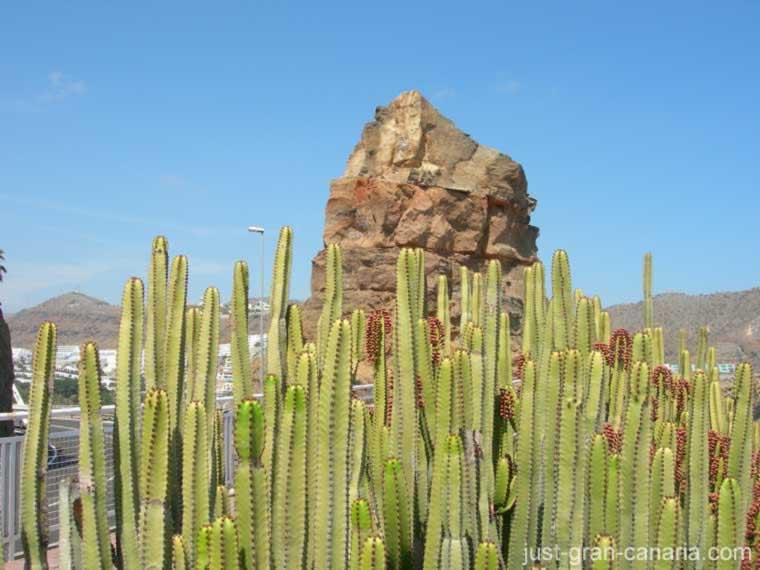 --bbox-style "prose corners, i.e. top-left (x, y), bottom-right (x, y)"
top-left (302, 90), bottom-right (539, 340)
